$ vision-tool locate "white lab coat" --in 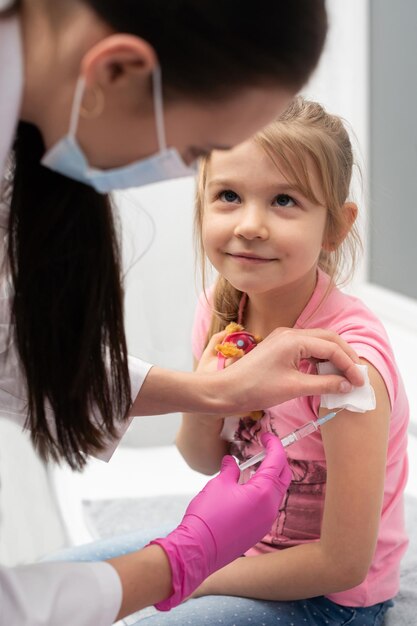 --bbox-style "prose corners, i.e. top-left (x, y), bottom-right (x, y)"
top-left (0, 12), bottom-right (153, 625)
